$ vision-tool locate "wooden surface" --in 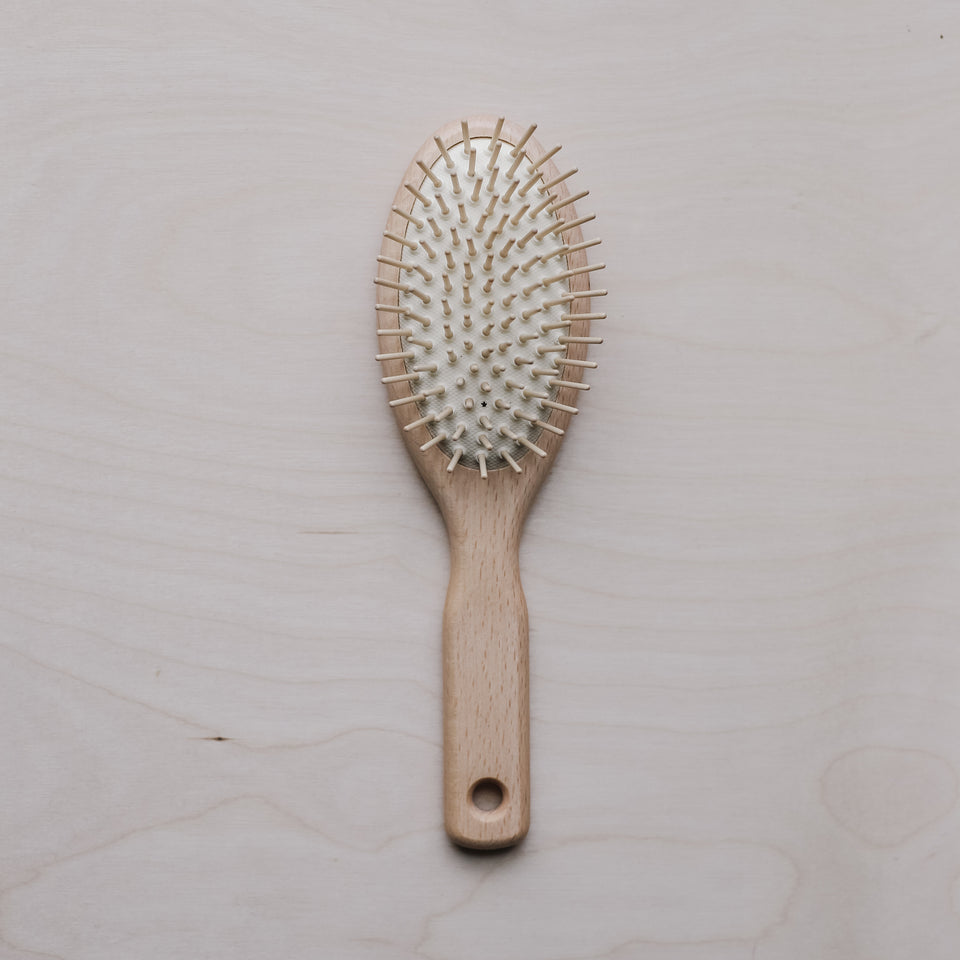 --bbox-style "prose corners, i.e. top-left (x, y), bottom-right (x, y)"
top-left (2, 2), bottom-right (960, 957)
